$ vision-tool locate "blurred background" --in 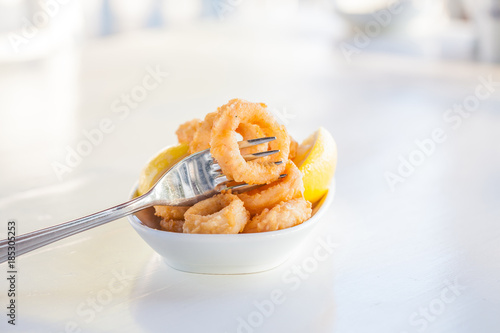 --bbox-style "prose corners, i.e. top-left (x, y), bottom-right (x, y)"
top-left (2, 0), bottom-right (500, 62)
top-left (2, 0), bottom-right (500, 192)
